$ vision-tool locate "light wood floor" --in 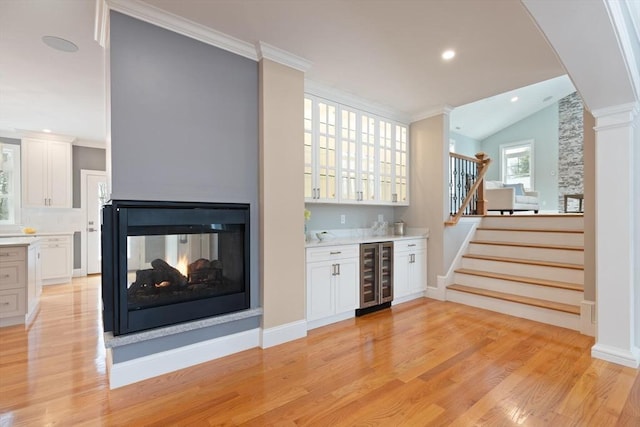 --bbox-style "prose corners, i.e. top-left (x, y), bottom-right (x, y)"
top-left (1, 276), bottom-right (638, 426)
